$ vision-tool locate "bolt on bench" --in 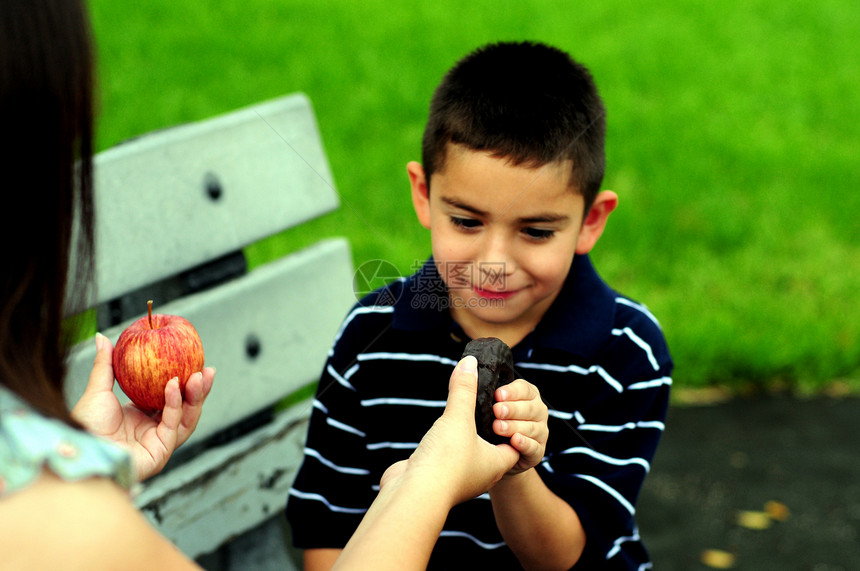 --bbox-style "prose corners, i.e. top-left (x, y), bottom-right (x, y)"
top-left (65, 93), bottom-right (355, 569)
